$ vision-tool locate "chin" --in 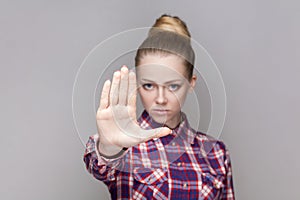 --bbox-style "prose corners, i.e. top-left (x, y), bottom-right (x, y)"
top-left (151, 115), bottom-right (168, 123)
